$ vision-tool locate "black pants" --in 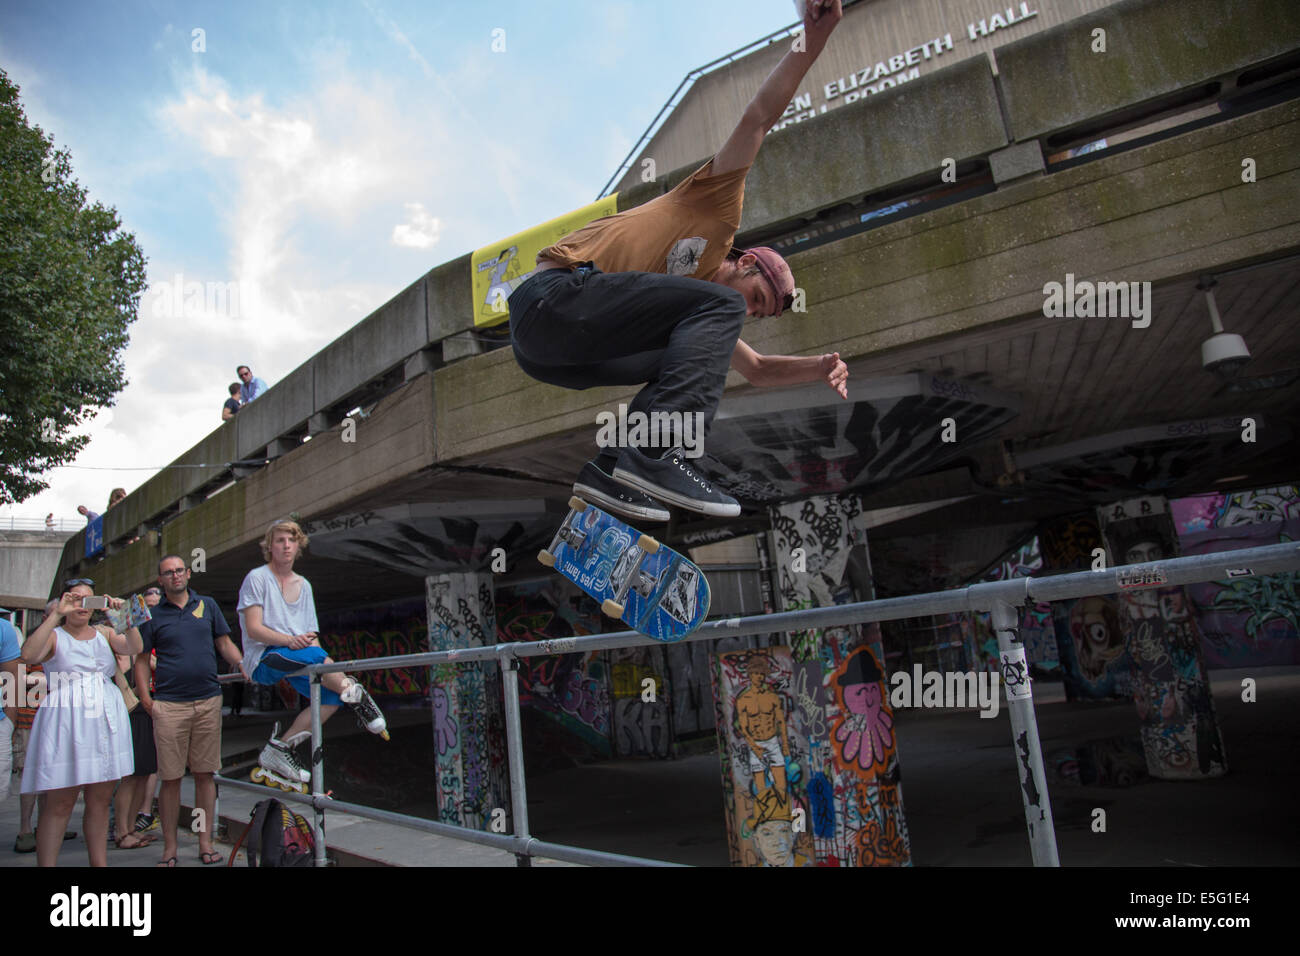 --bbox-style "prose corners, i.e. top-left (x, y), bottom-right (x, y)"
top-left (508, 265), bottom-right (747, 458)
